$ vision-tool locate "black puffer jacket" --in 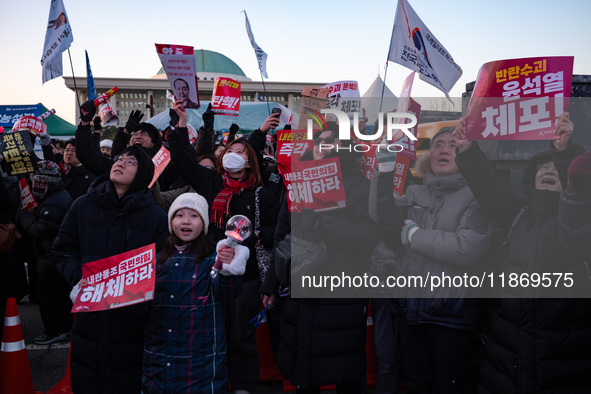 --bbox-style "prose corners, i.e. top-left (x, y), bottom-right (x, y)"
top-left (168, 126), bottom-right (280, 283)
top-left (60, 163), bottom-right (96, 202)
top-left (16, 184), bottom-right (72, 272)
top-left (53, 175), bottom-right (169, 394)
top-left (456, 141), bottom-right (591, 394)
top-left (277, 149), bottom-right (380, 389)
